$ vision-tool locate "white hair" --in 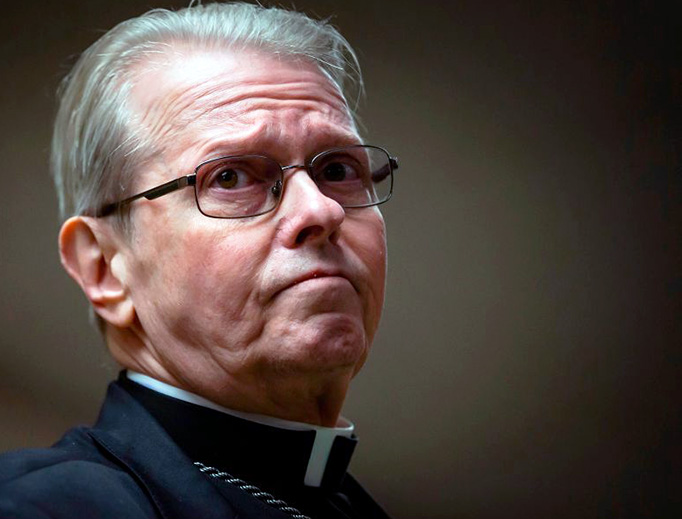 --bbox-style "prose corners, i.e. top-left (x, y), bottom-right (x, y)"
top-left (51, 1), bottom-right (363, 224)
